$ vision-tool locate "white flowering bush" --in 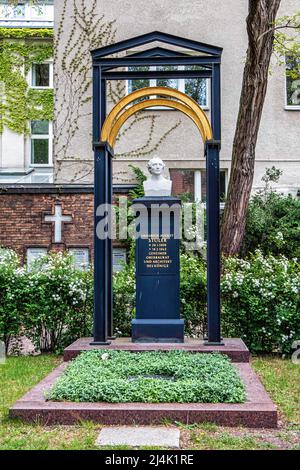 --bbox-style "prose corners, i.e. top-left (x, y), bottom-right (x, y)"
top-left (222, 251), bottom-right (300, 353)
top-left (0, 249), bottom-right (93, 353)
top-left (180, 253), bottom-right (207, 336)
top-left (0, 248), bottom-right (24, 353)
top-left (113, 250), bottom-right (300, 353)
top-left (113, 263), bottom-right (136, 336)
top-left (0, 247), bottom-right (299, 354)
